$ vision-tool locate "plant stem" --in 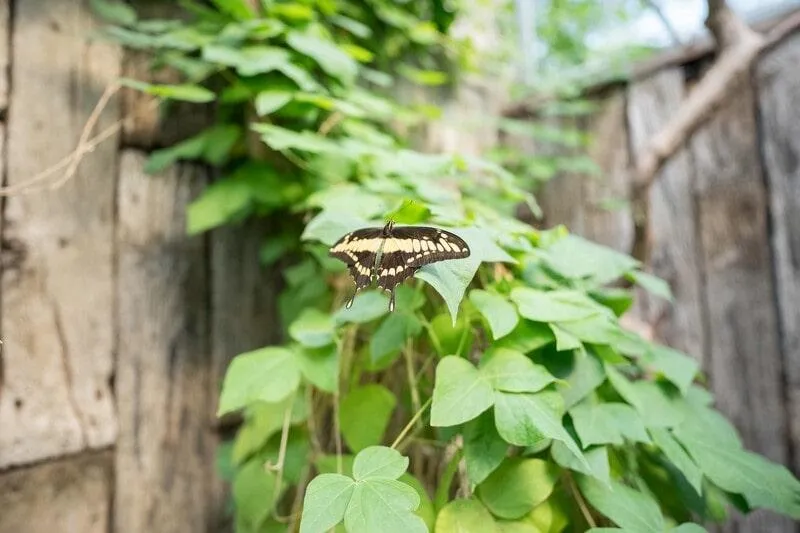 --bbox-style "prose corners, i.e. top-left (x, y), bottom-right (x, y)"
top-left (269, 393), bottom-right (295, 507)
top-left (391, 397), bottom-right (432, 450)
top-left (566, 472), bottom-right (596, 528)
top-left (403, 339), bottom-right (422, 421)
